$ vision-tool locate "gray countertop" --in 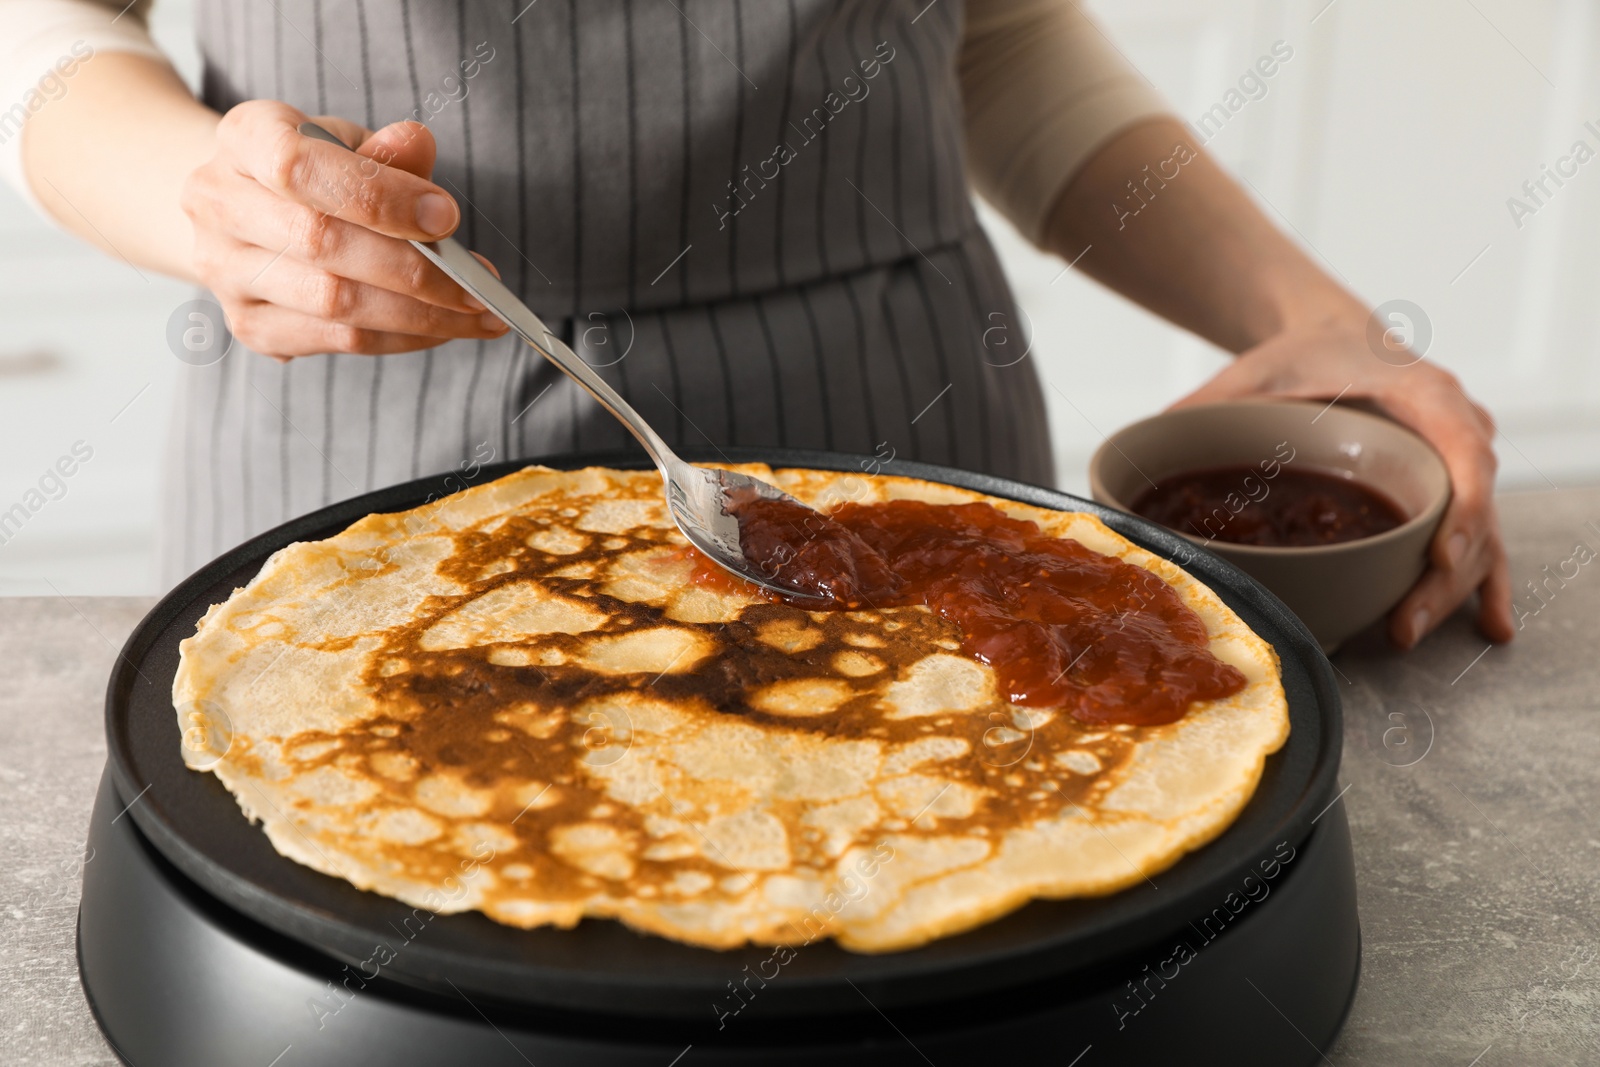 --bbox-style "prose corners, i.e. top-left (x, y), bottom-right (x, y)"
top-left (3, 488), bottom-right (1598, 1066)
